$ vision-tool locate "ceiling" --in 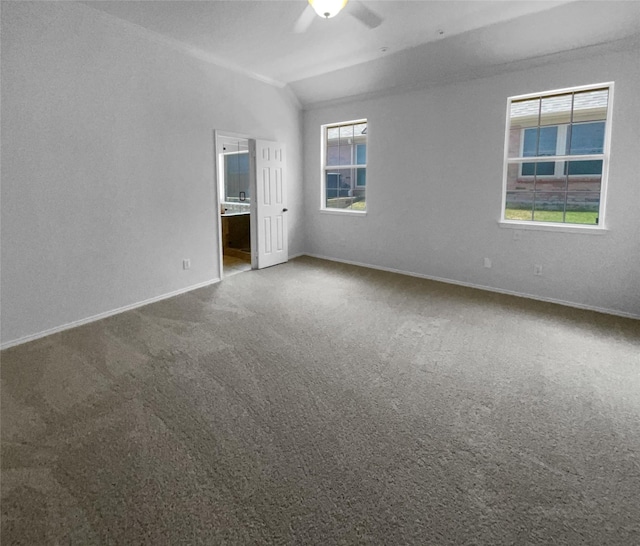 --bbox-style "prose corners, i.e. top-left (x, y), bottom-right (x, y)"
top-left (83, 0), bottom-right (640, 107)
